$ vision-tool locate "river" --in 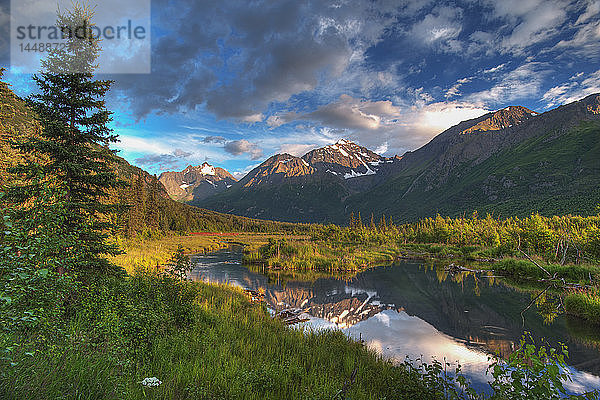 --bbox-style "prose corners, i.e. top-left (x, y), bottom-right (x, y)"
top-left (188, 247), bottom-right (600, 395)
